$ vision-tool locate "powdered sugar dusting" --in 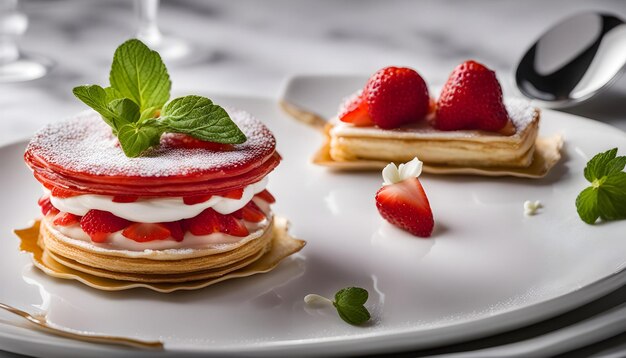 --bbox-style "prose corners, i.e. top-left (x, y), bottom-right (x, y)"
top-left (505, 98), bottom-right (536, 131)
top-left (26, 109), bottom-right (276, 178)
